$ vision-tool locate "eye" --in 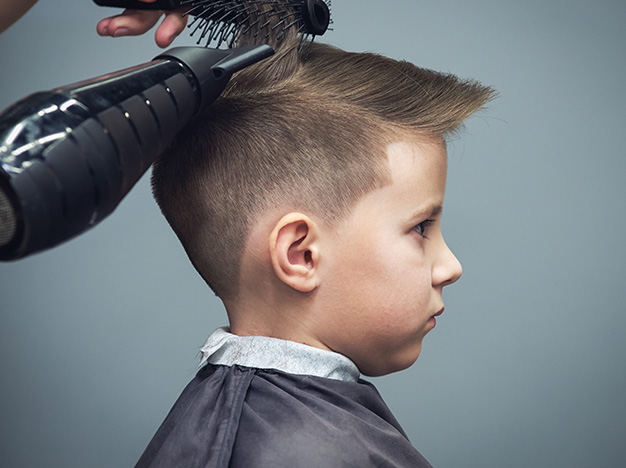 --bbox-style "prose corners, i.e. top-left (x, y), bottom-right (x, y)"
top-left (412, 220), bottom-right (434, 239)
